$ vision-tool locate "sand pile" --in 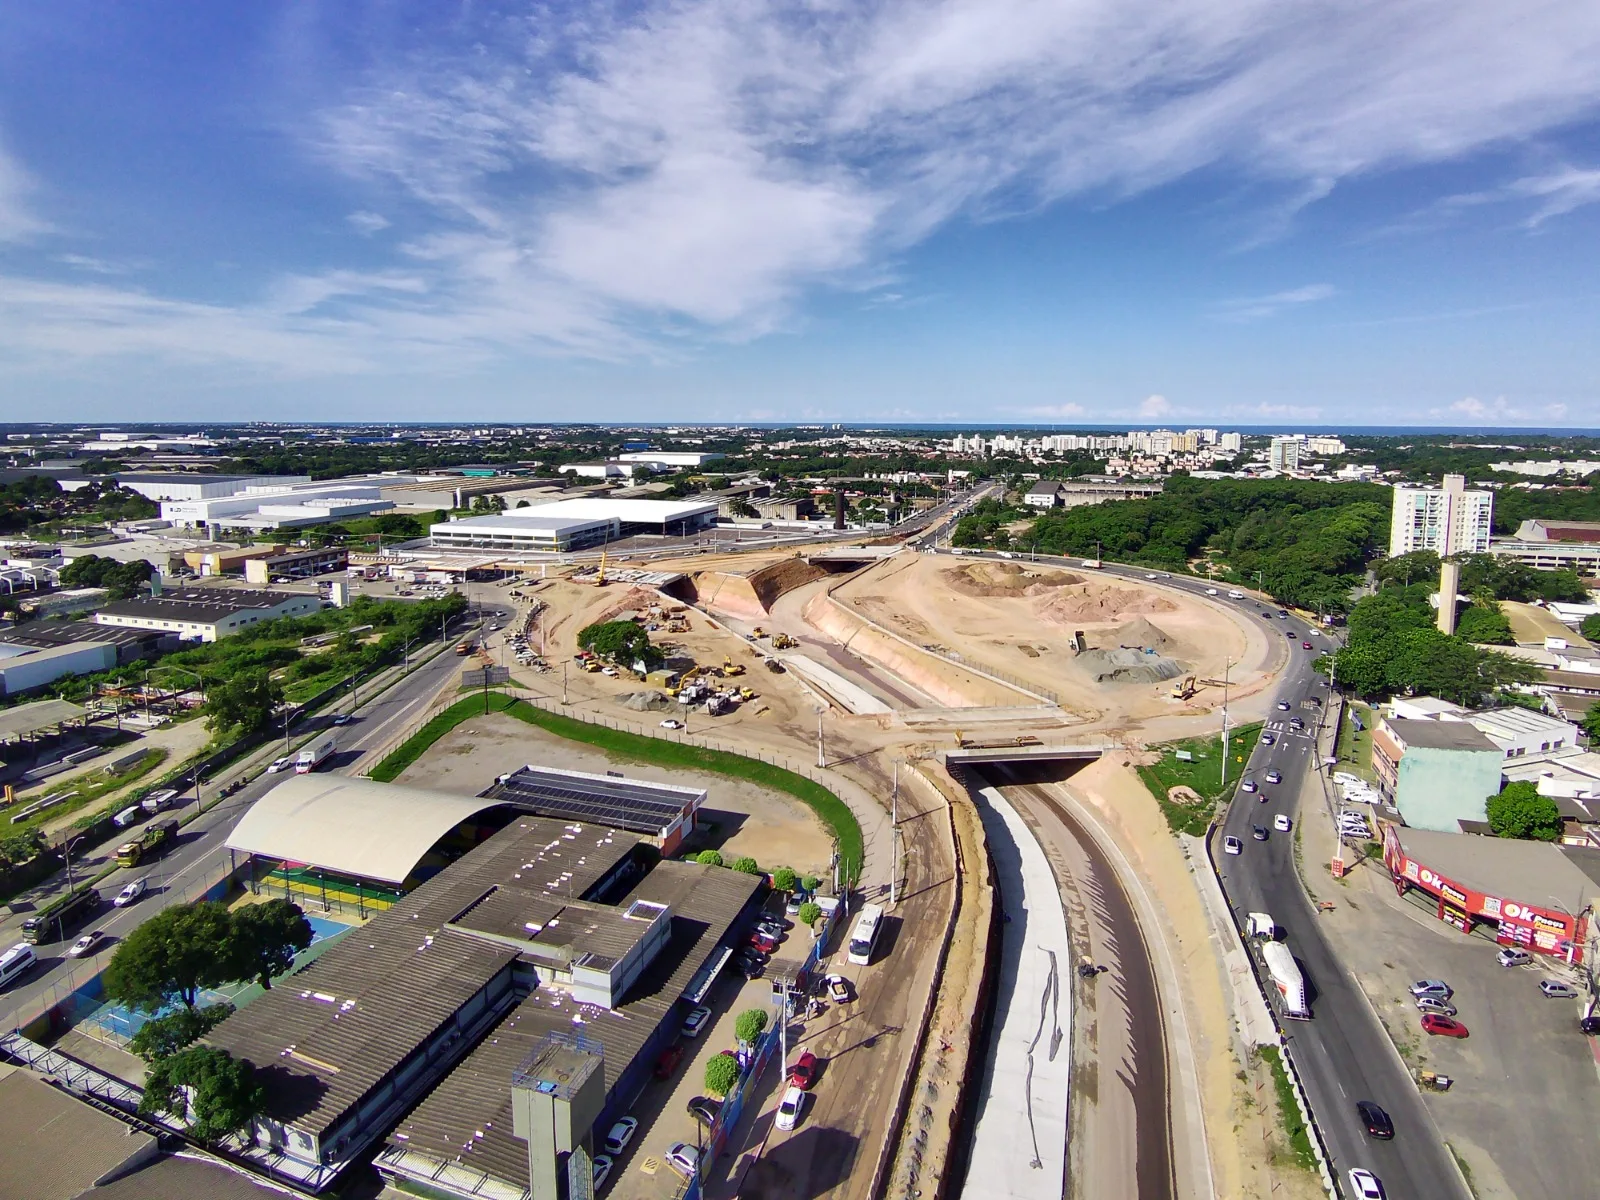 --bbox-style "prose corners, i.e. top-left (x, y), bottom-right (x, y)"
top-left (620, 691), bottom-right (674, 712)
top-left (1033, 581), bottom-right (1178, 626)
top-left (942, 561), bottom-right (1081, 597)
top-left (1075, 647), bottom-right (1187, 684)
top-left (597, 587), bottom-right (659, 623)
top-left (1085, 616), bottom-right (1174, 652)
